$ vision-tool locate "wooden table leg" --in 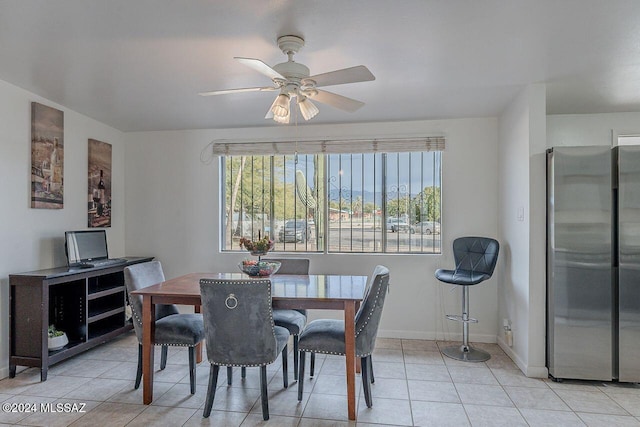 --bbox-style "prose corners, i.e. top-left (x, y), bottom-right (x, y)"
top-left (344, 300), bottom-right (357, 421)
top-left (194, 304), bottom-right (203, 364)
top-left (142, 295), bottom-right (155, 404)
